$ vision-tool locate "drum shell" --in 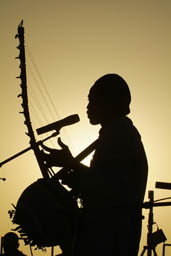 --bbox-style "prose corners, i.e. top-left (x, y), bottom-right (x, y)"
top-left (13, 178), bottom-right (79, 248)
